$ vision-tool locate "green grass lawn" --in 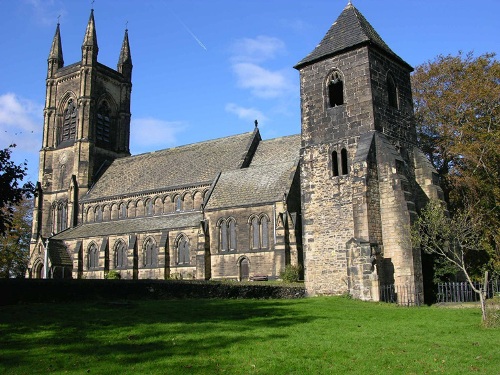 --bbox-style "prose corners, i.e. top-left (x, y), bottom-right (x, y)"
top-left (0, 297), bottom-right (498, 374)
